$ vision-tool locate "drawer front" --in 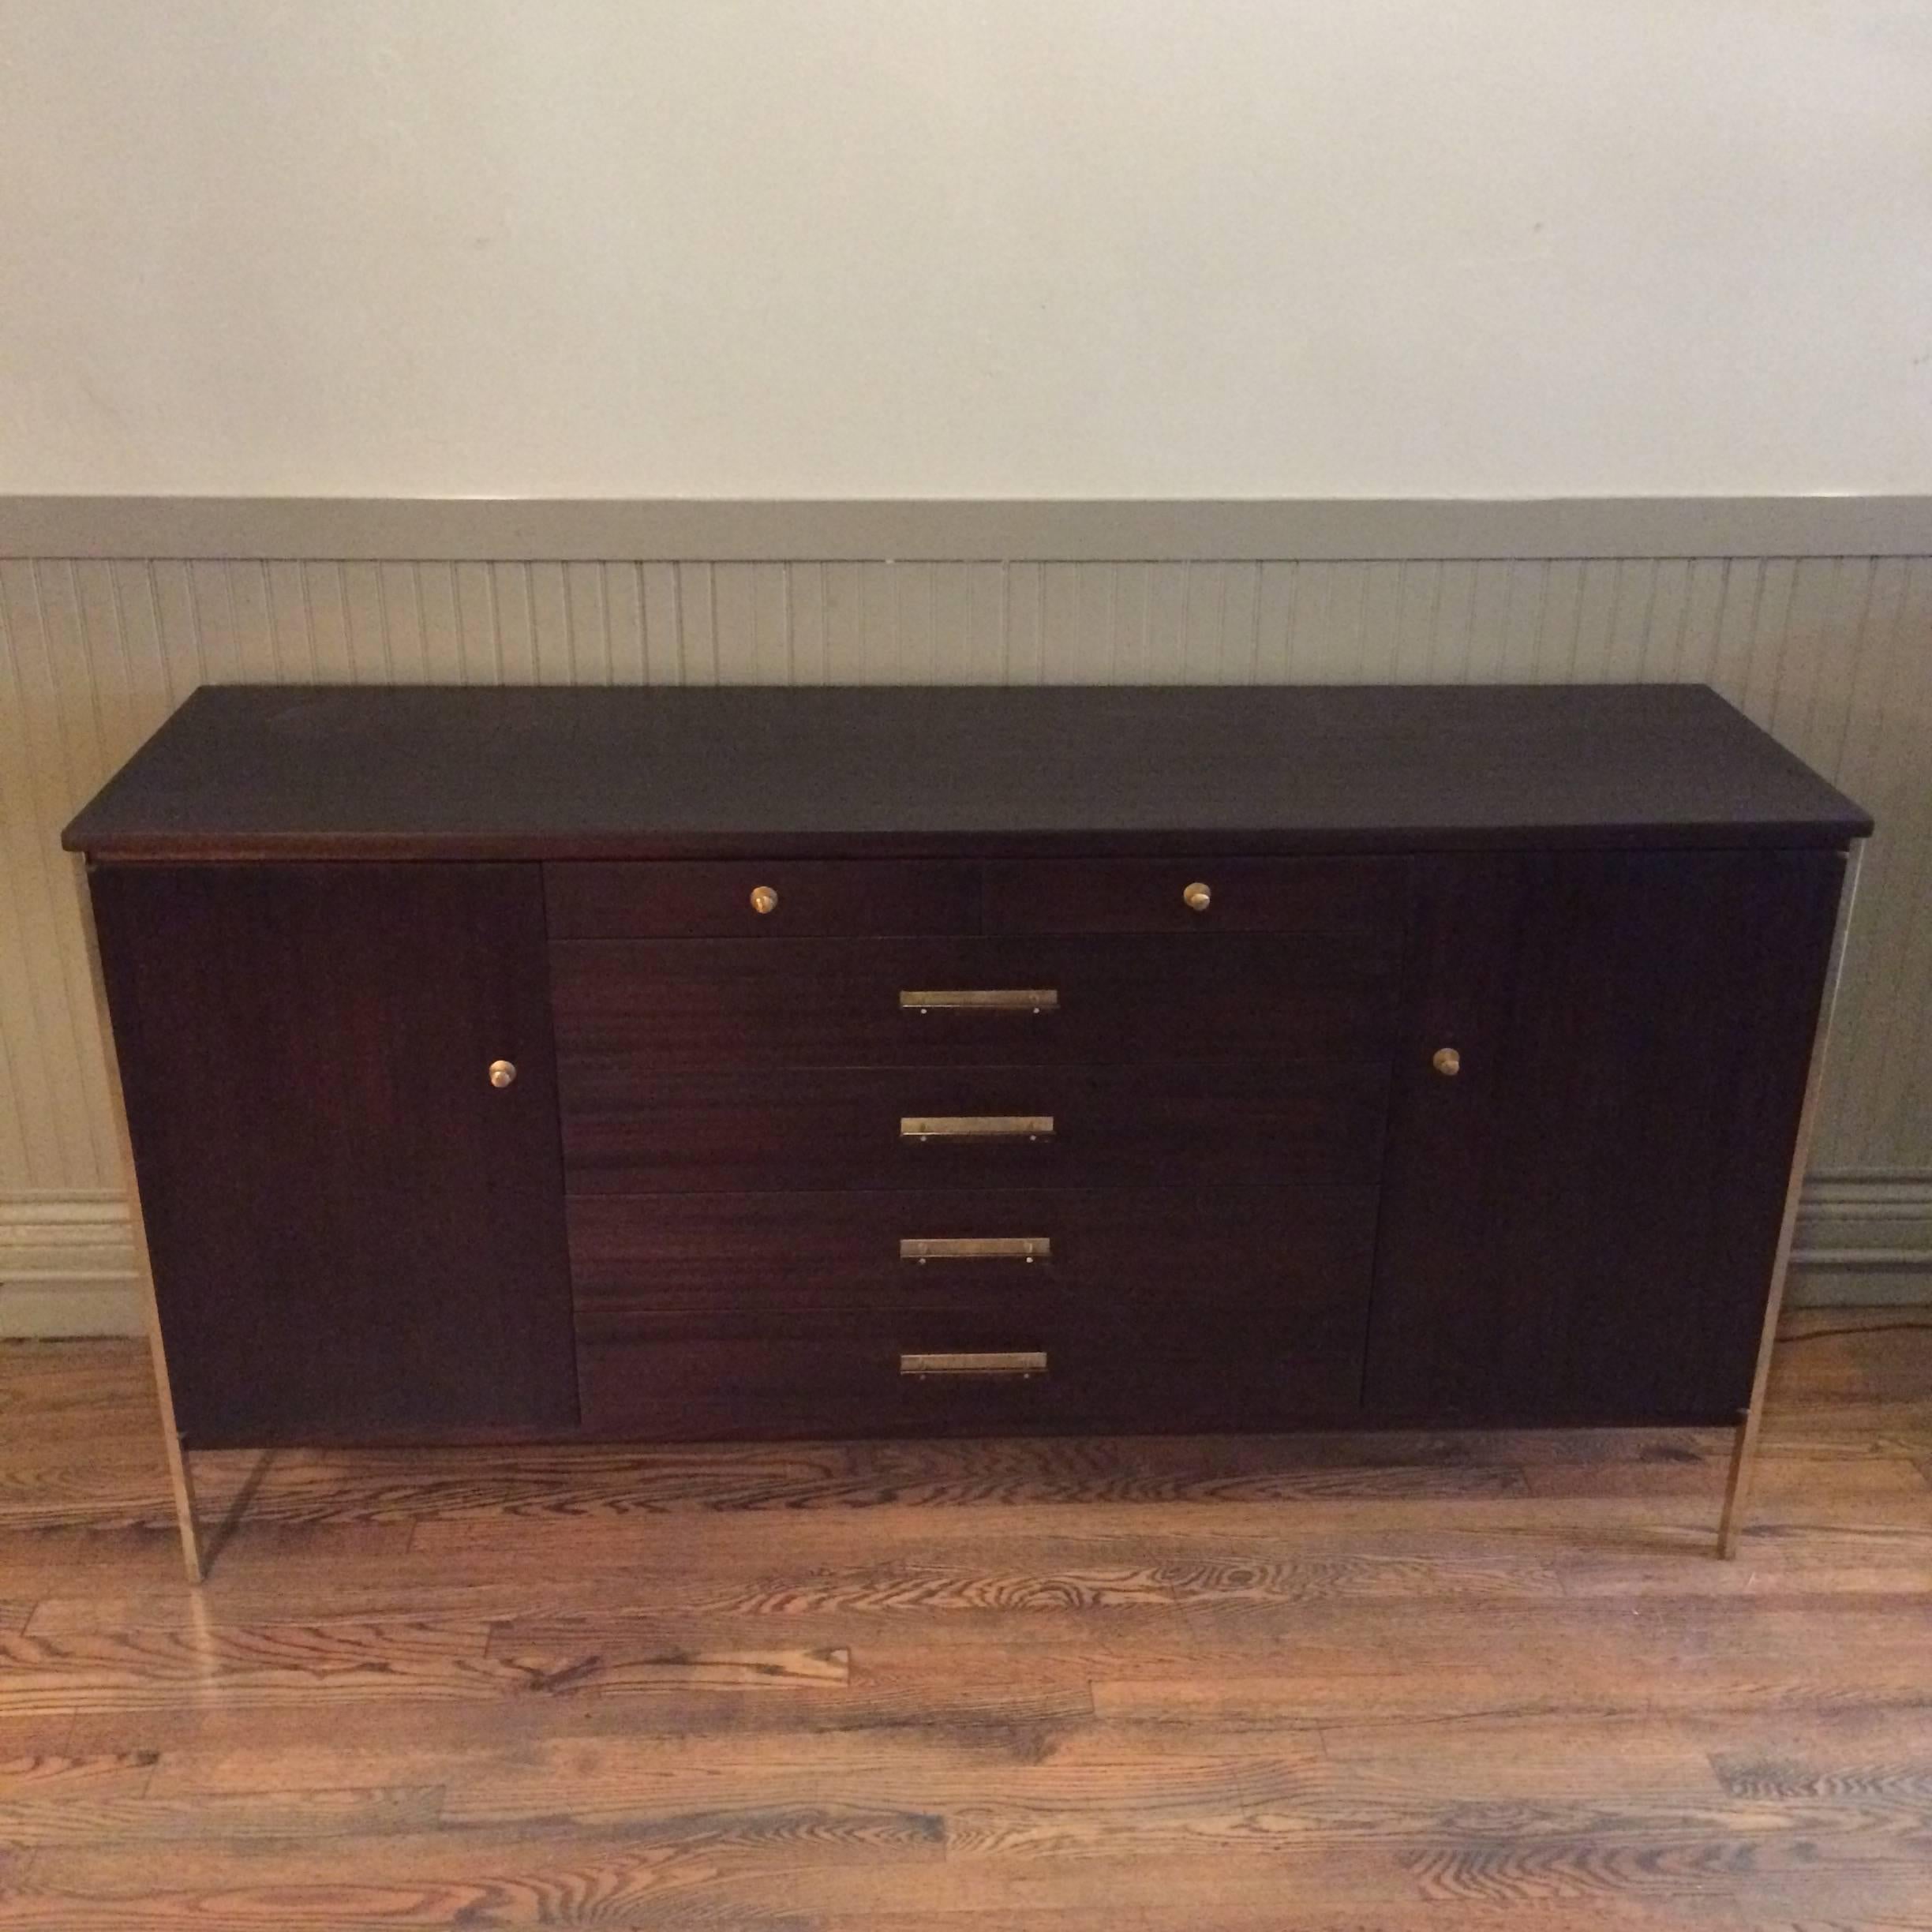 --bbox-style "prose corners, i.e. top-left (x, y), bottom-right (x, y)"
top-left (570, 1185), bottom-right (1378, 1330)
top-left (550, 934), bottom-right (1399, 1073)
top-left (560, 1062), bottom-right (1388, 1193)
top-left (985, 857), bottom-right (1404, 936)
top-left (545, 860), bottom-right (980, 938)
top-left (576, 1305), bottom-right (1366, 1440)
